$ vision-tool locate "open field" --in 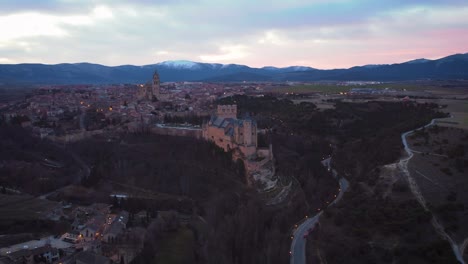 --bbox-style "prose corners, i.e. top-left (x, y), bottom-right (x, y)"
top-left (0, 194), bottom-right (59, 224)
top-left (436, 112), bottom-right (468, 130)
top-left (267, 84), bottom-right (351, 94)
top-left (407, 125), bottom-right (468, 243)
top-left (414, 99), bottom-right (468, 129)
top-left (437, 99), bottom-right (468, 129)
top-left (155, 226), bottom-right (195, 264)
top-left (266, 81), bottom-right (468, 96)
